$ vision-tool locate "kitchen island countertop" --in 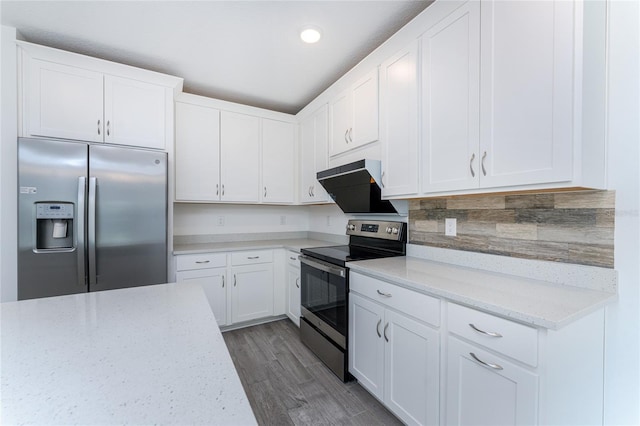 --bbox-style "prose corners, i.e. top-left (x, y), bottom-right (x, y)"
top-left (0, 283), bottom-right (256, 425)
